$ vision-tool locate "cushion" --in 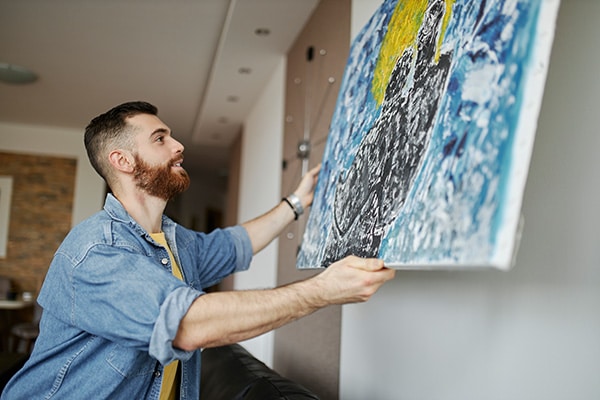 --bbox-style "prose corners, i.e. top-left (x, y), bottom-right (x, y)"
top-left (200, 344), bottom-right (319, 400)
